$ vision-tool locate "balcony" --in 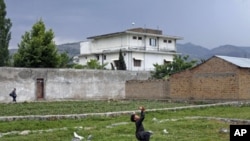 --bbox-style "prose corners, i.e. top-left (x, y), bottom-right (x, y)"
top-left (128, 46), bottom-right (176, 53)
